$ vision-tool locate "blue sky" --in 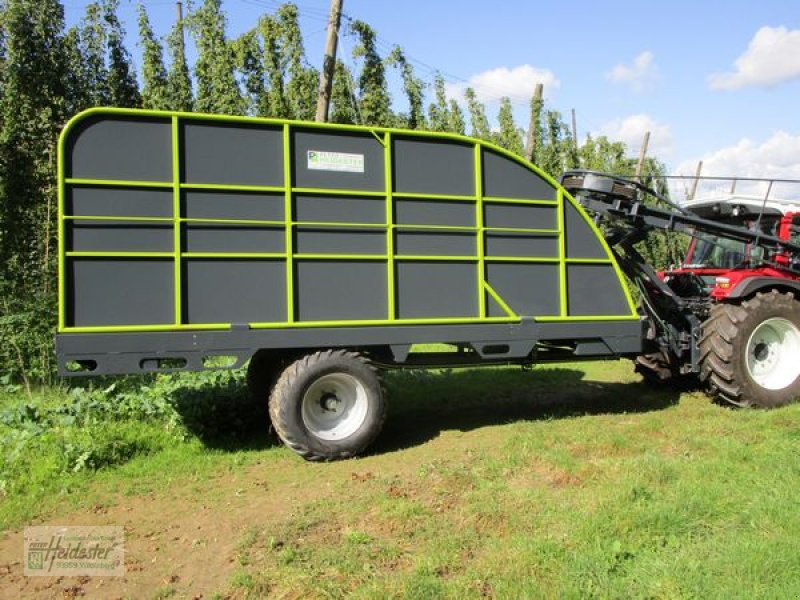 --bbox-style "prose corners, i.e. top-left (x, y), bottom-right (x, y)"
top-left (65, 0), bottom-right (800, 188)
